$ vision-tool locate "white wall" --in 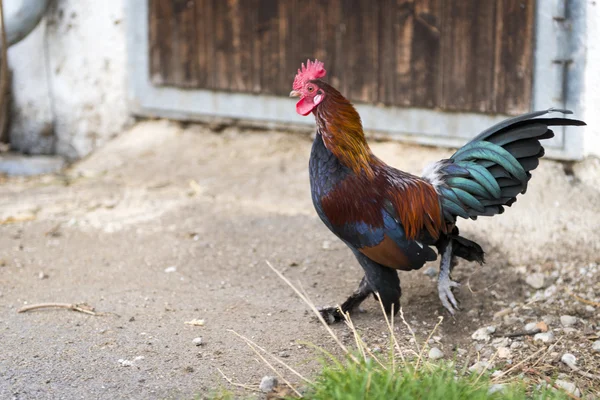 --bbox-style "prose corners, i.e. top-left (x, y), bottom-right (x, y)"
top-left (583, 0), bottom-right (600, 158)
top-left (7, 0), bottom-right (129, 159)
